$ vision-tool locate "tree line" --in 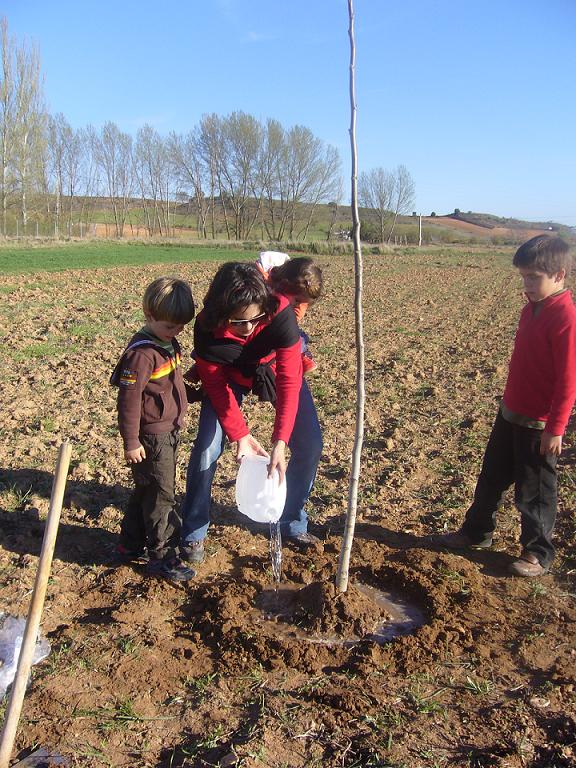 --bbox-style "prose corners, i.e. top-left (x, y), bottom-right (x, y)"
top-left (0, 17), bottom-right (415, 242)
top-left (0, 19), bottom-right (343, 240)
